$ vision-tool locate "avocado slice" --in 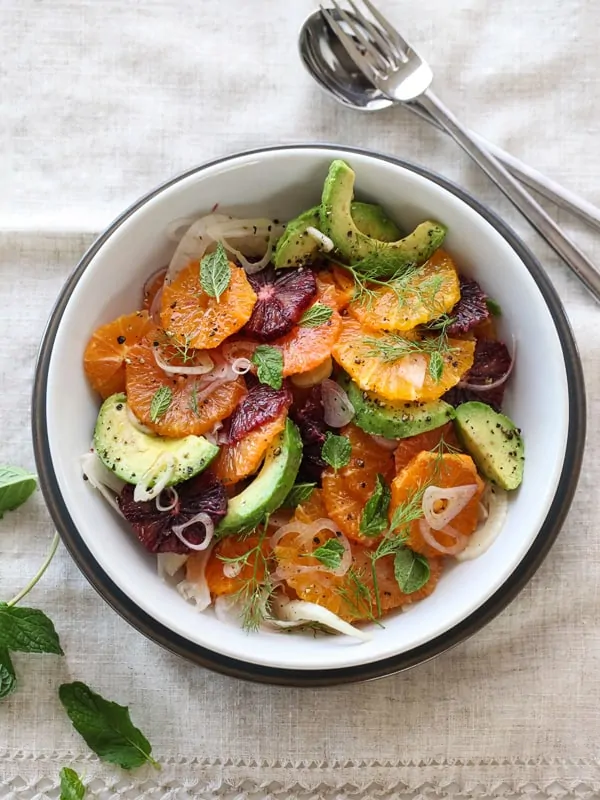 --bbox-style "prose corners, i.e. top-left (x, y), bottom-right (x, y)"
top-left (217, 419), bottom-right (303, 535)
top-left (320, 159), bottom-right (447, 267)
top-left (93, 393), bottom-right (218, 486)
top-left (273, 202), bottom-right (402, 268)
top-left (343, 377), bottom-right (455, 439)
top-left (454, 401), bottom-right (524, 490)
